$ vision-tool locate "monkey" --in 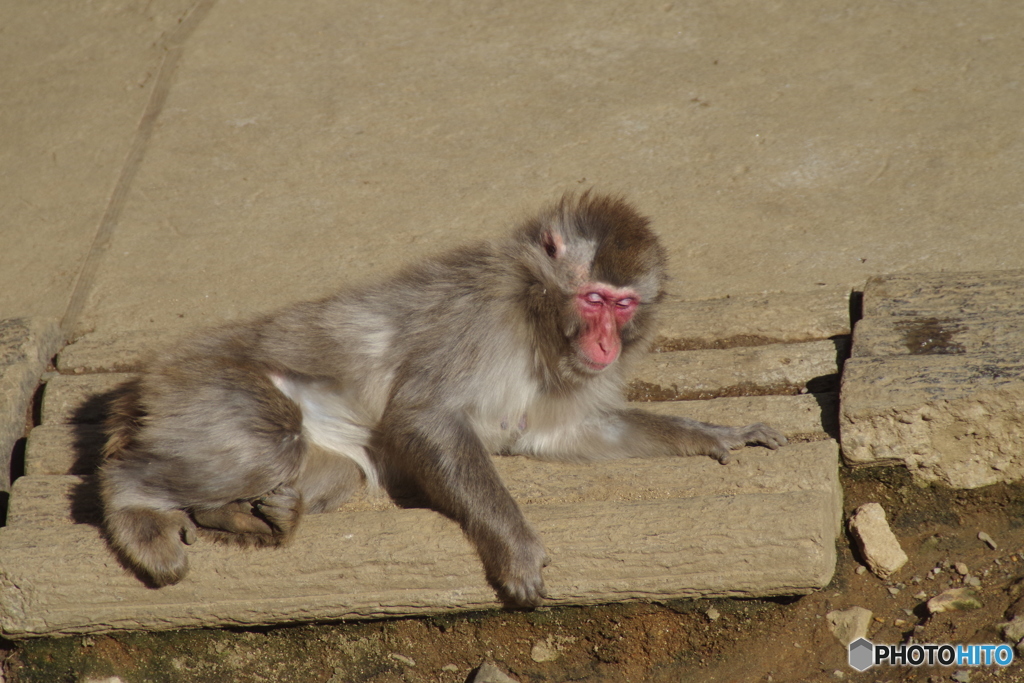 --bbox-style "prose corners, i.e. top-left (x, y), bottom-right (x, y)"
top-left (98, 192), bottom-right (787, 606)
